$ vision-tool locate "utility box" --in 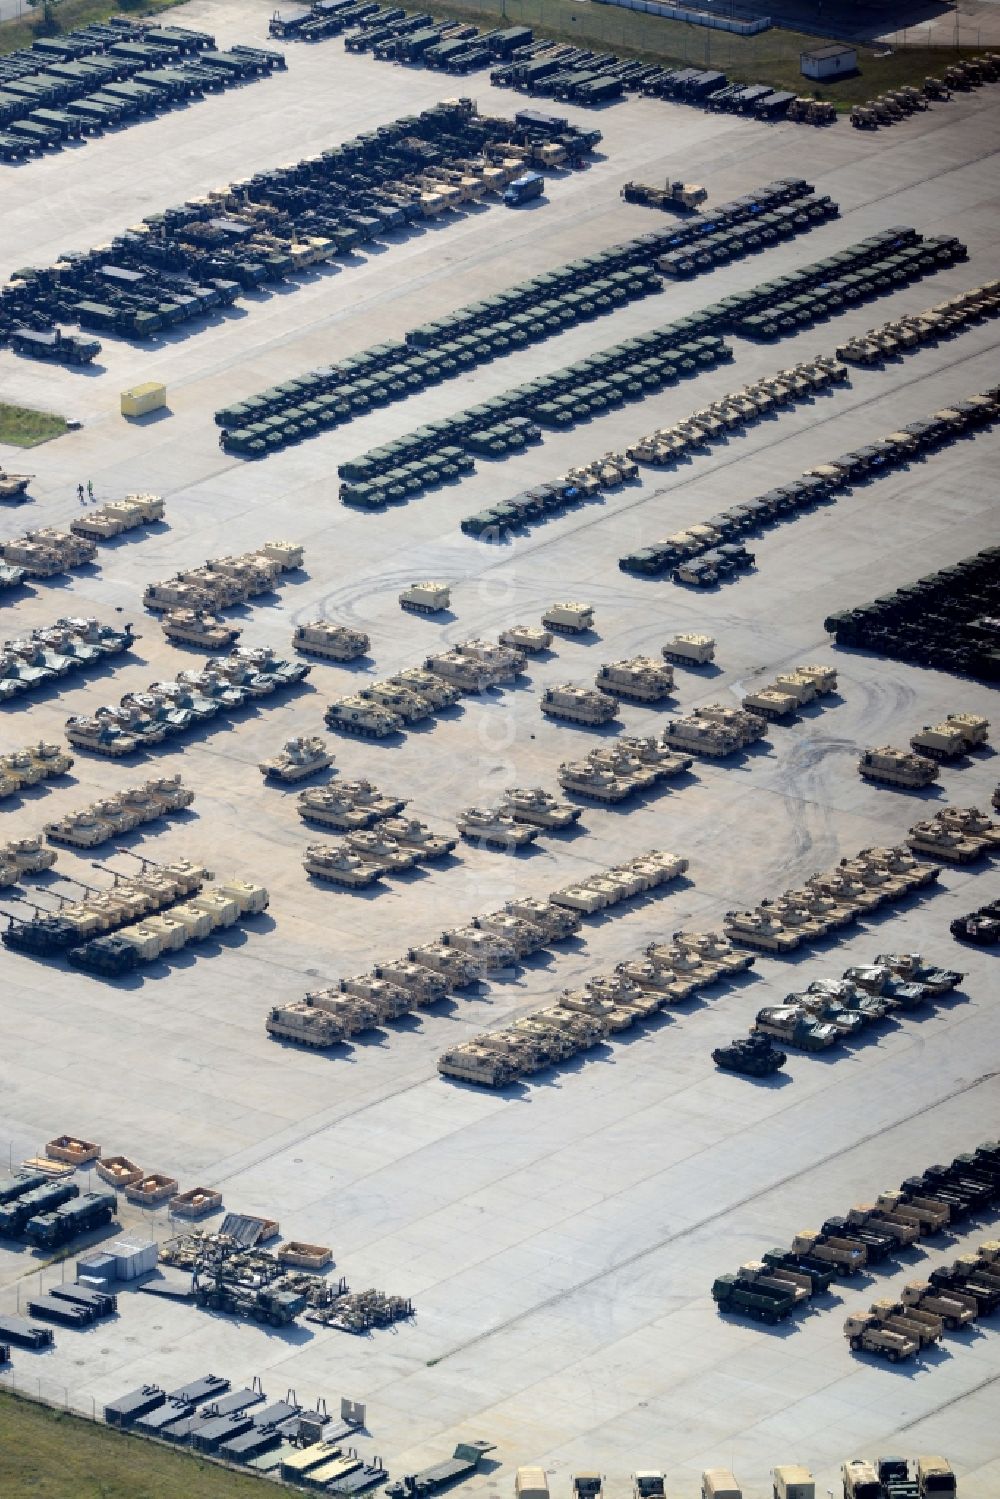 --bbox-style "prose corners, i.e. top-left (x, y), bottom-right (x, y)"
top-left (121, 381), bottom-right (166, 417)
top-left (800, 44), bottom-right (857, 80)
